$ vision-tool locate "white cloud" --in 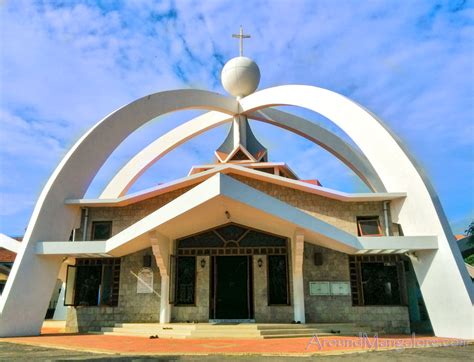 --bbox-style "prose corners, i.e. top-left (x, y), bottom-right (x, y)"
top-left (0, 0), bottom-right (473, 235)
